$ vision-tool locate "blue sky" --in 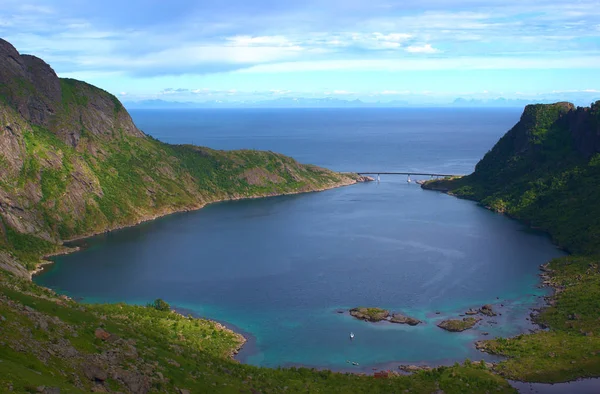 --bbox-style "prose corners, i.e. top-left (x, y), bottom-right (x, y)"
top-left (1, 0), bottom-right (599, 105)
